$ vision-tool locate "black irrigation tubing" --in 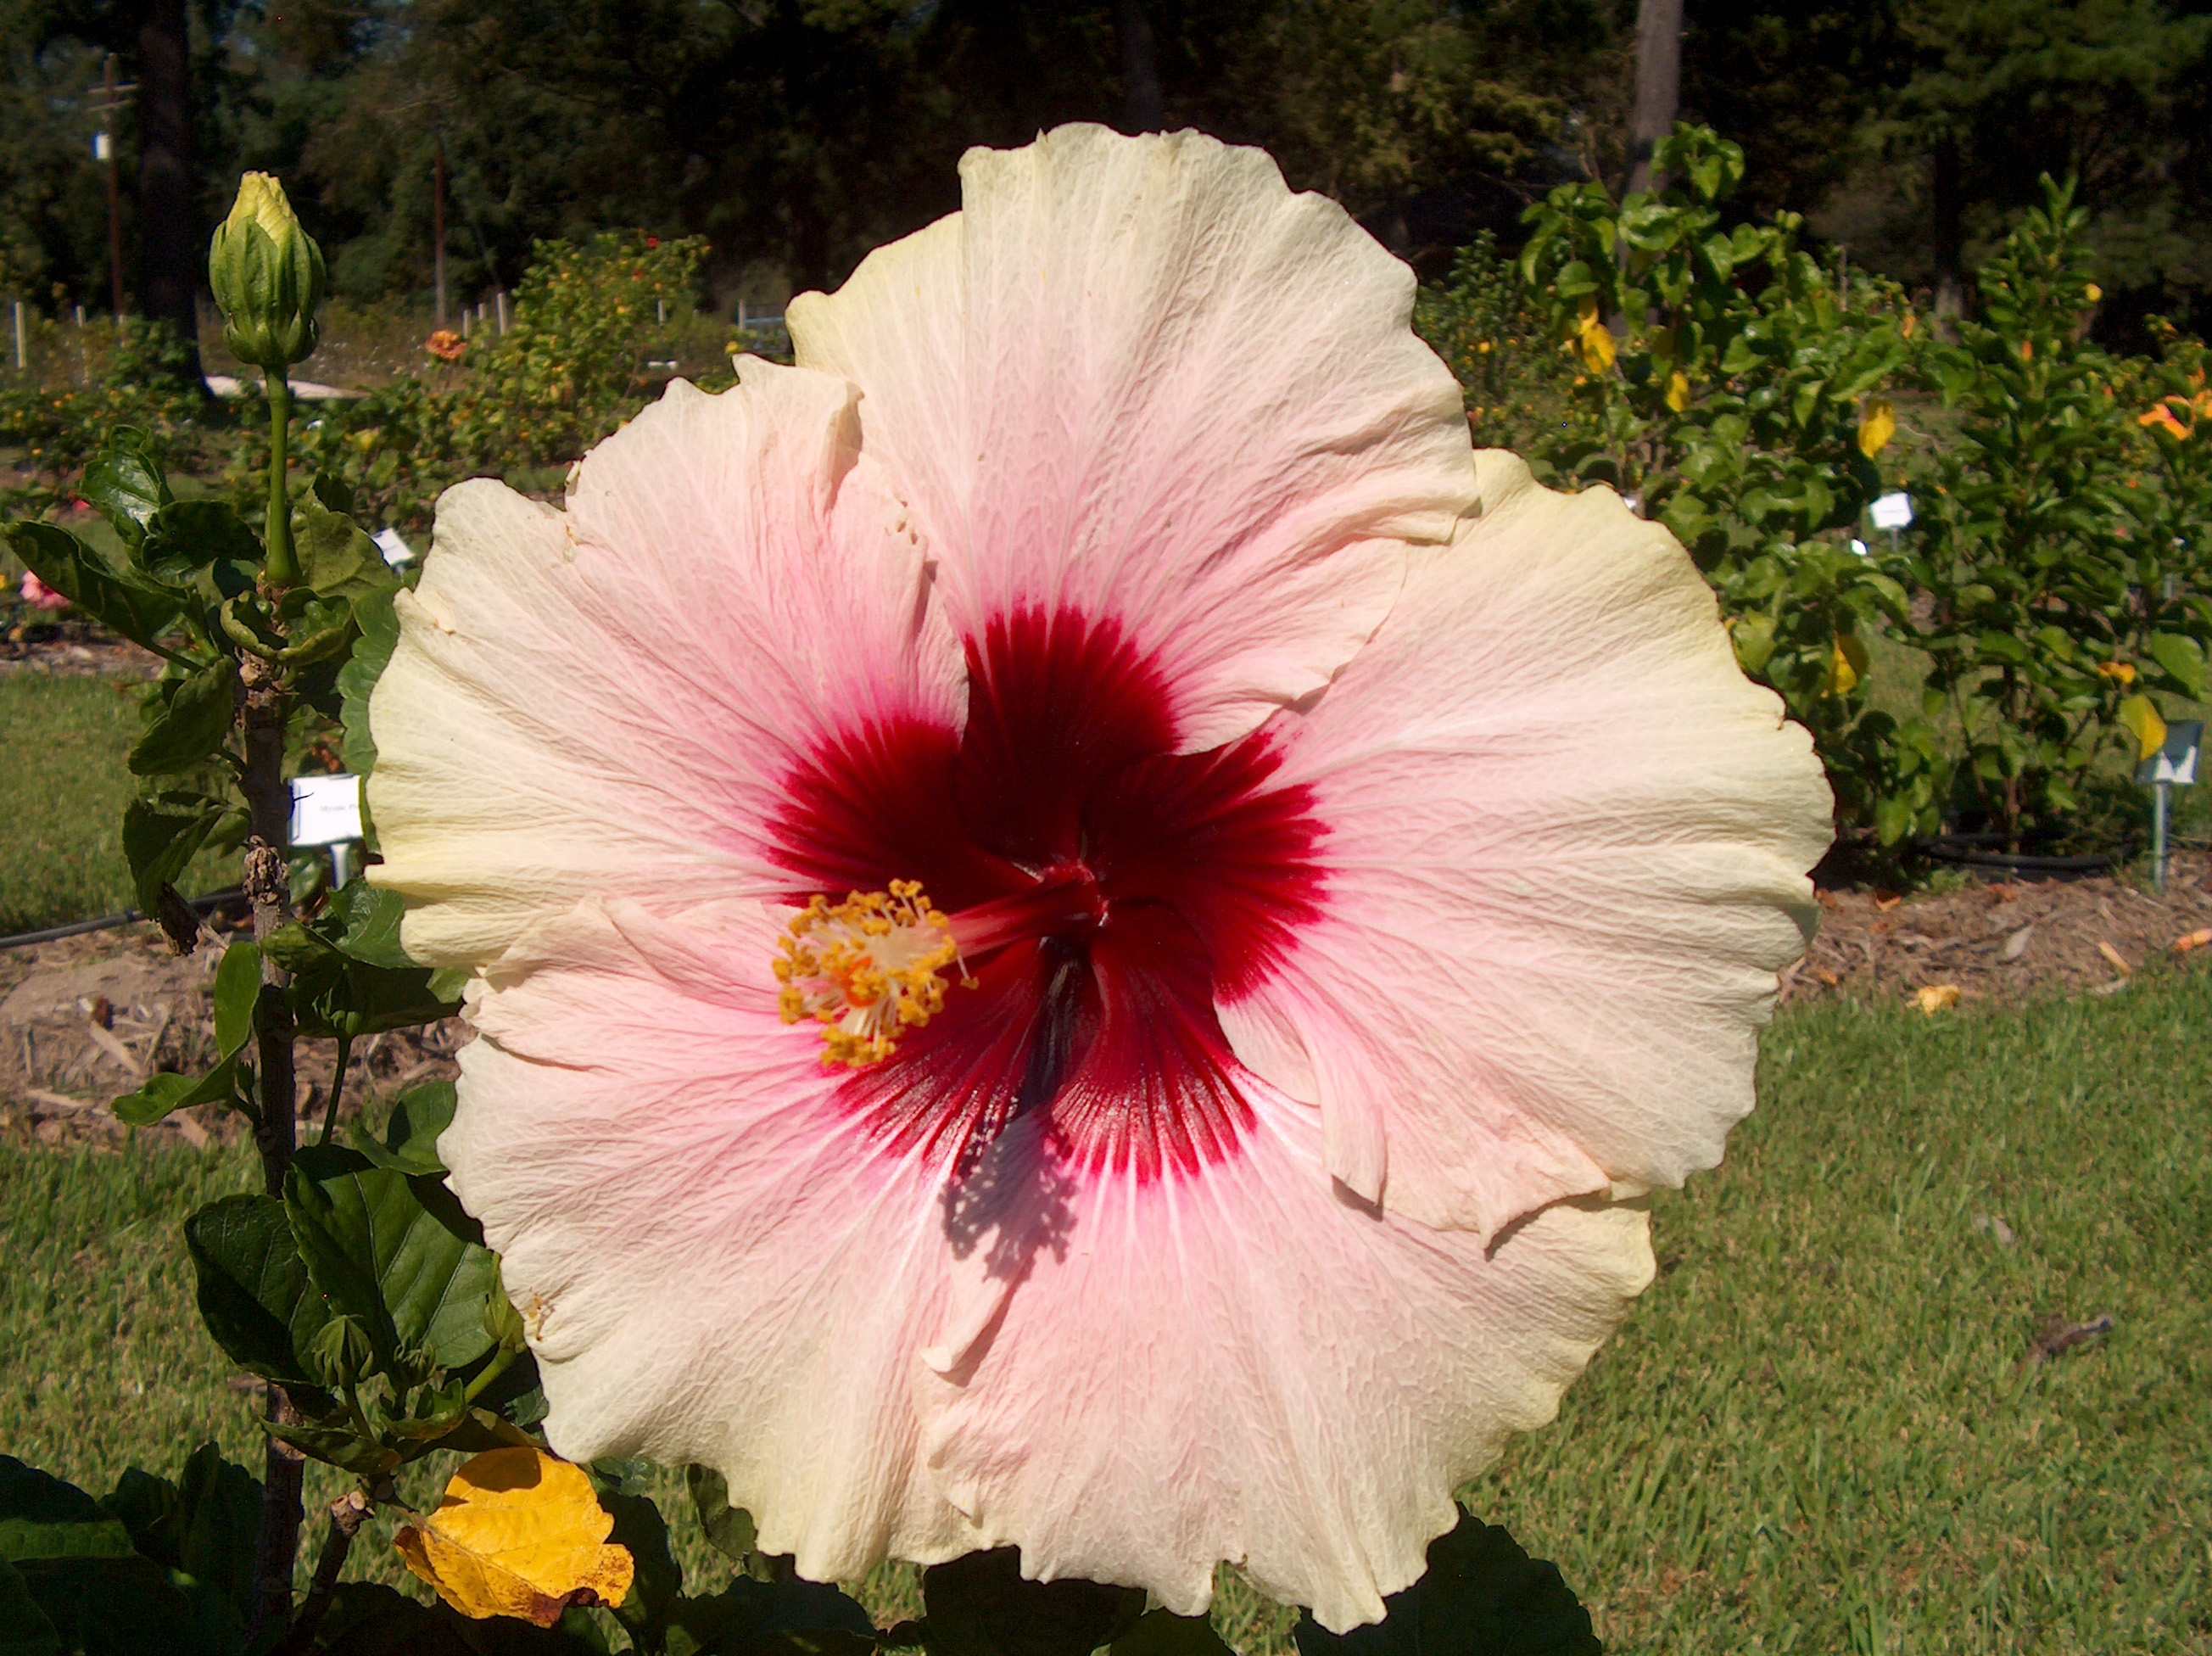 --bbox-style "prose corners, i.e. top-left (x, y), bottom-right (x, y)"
top-left (0, 888), bottom-right (247, 950)
top-left (1912, 841), bottom-right (2115, 874)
